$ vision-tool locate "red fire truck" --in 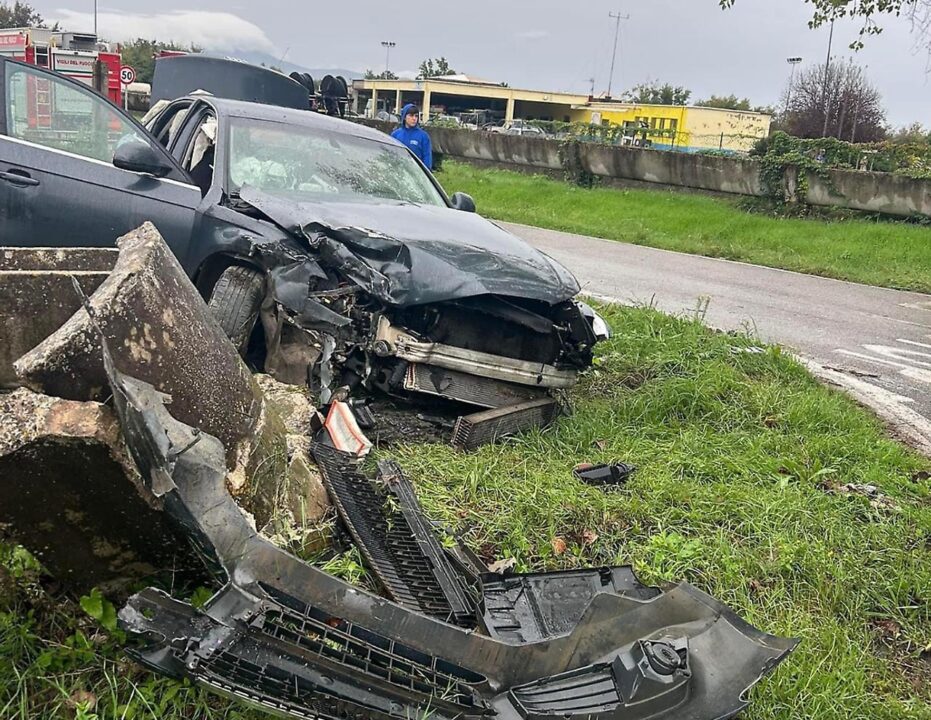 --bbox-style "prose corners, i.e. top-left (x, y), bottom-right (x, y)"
top-left (0, 27), bottom-right (122, 105)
